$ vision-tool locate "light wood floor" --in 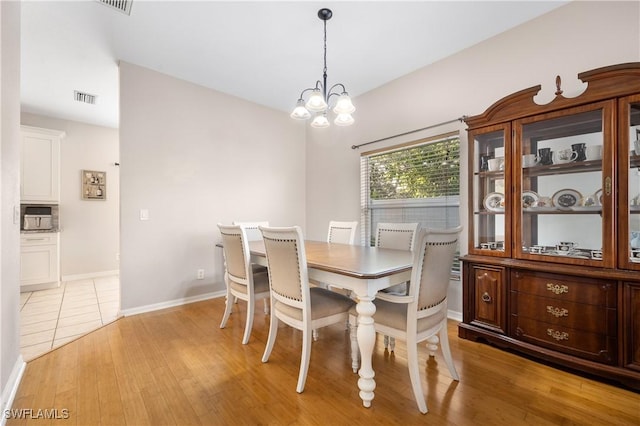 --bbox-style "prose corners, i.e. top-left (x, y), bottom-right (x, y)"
top-left (8, 297), bottom-right (639, 425)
